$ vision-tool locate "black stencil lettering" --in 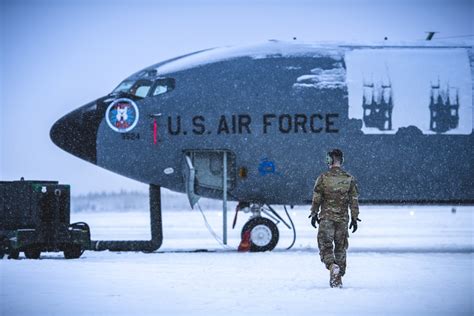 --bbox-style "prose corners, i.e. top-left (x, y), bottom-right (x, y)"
top-left (238, 114), bottom-right (252, 134)
top-left (310, 114), bottom-right (323, 133)
top-left (231, 115), bottom-right (236, 134)
top-left (279, 114), bottom-right (292, 133)
top-left (167, 116), bottom-right (181, 135)
top-left (217, 115), bottom-right (230, 134)
top-left (326, 113), bottom-right (339, 133)
top-left (294, 114), bottom-right (308, 133)
top-left (263, 114), bottom-right (276, 134)
top-left (192, 116), bottom-right (206, 135)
